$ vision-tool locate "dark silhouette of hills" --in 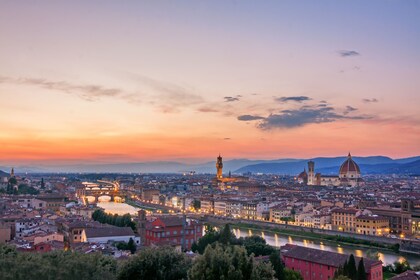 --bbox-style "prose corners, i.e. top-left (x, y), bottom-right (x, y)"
top-left (235, 156), bottom-right (420, 175)
top-left (2, 156), bottom-right (419, 174)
